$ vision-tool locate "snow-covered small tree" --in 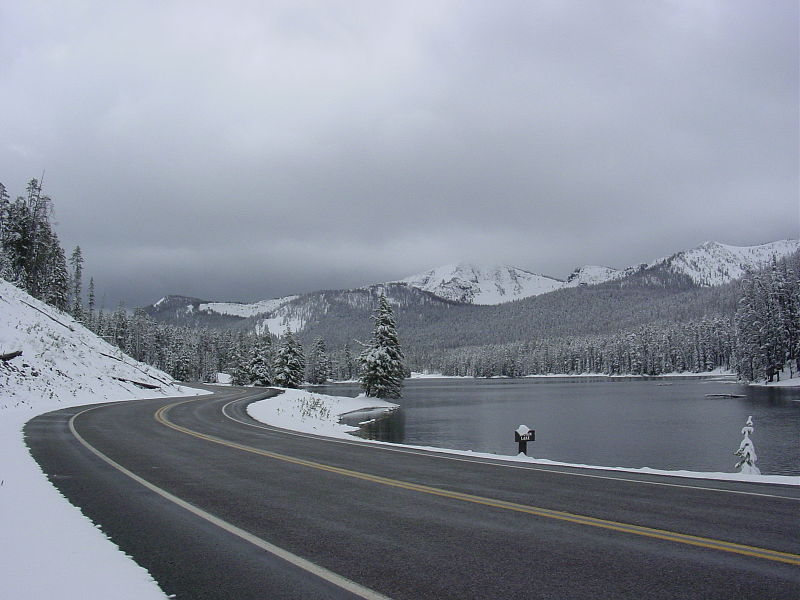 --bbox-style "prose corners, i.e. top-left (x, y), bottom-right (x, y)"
top-left (359, 294), bottom-right (405, 399)
top-left (734, 415), bottom-right (760, 475)
top-left (274, 329), bottom-right (305, 388)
